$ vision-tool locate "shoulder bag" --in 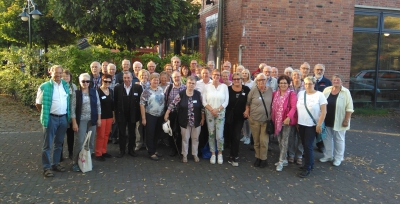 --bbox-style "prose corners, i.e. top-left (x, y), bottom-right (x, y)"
top-left (258, 89), bottom-right (274, 135)
top-left (78, 131), bottom-right (93, 173)
top-left (303, 92), bottom-right (326, 142)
